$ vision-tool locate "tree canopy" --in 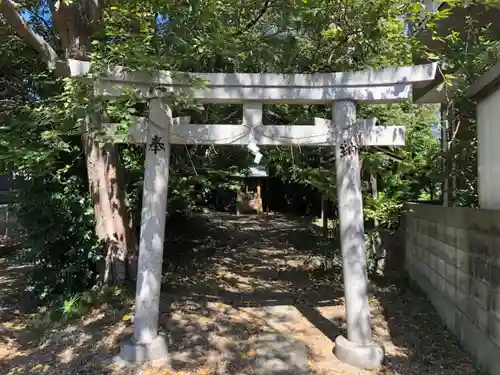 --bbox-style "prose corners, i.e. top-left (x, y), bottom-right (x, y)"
top-left (1, 0), bottom-right (496, 297)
